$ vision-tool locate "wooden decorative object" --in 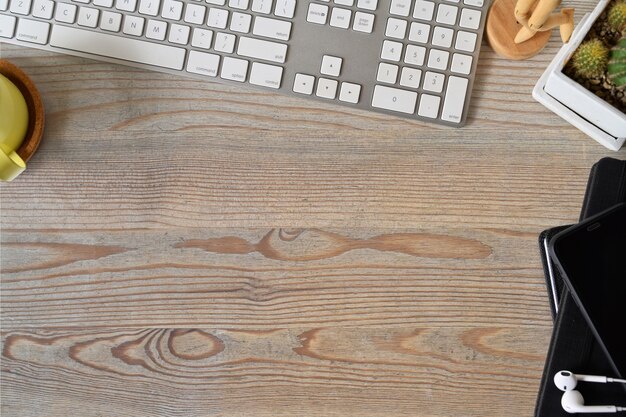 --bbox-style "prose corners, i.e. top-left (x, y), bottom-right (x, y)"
top-left (486, 0), bottom-right (575, 60)
top-left (0, 59), bottom-right (45, 163)
top-left (486, 0), bottom-right (552, 60)
top-left (515, 0), bottom-right (575, 44)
